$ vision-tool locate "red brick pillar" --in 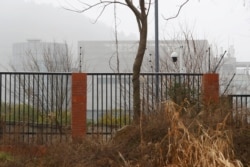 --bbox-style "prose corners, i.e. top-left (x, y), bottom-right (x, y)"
top-left (202, 73), bottom-right (219, 105)
top-left (72, 73), bottom-right (87, 140)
